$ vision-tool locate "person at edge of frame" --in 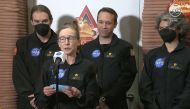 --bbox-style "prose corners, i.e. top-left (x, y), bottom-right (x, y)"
top-left (139, 12), bottom-right (190, 109)
top-left (12, 4), bottom-right (60, 109)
